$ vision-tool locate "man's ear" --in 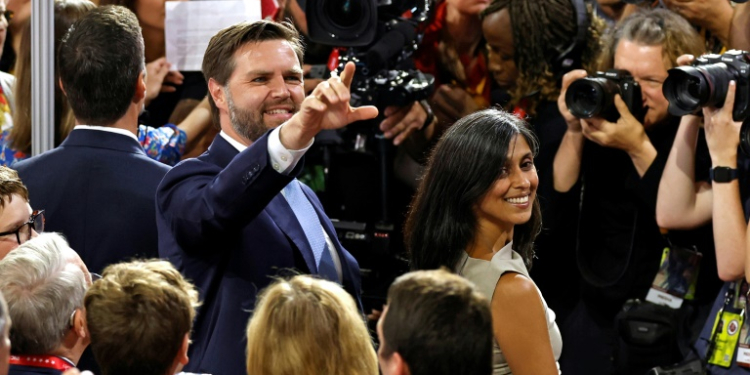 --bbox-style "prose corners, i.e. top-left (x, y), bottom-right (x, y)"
top-left (133, 70), bottom-right (147, 104)
top-left (208, 78), bottom-right (227, 113)
top-left (58, 78), bottom-right (67, 96)
top-left (178, 333), bottom-right (190, 365)
top-left (382, 351), bottom-right (410, 375)
top-left (73, 308), bottom-right (87, 339)
top-left (392, 352), bottom-right (411, 375)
